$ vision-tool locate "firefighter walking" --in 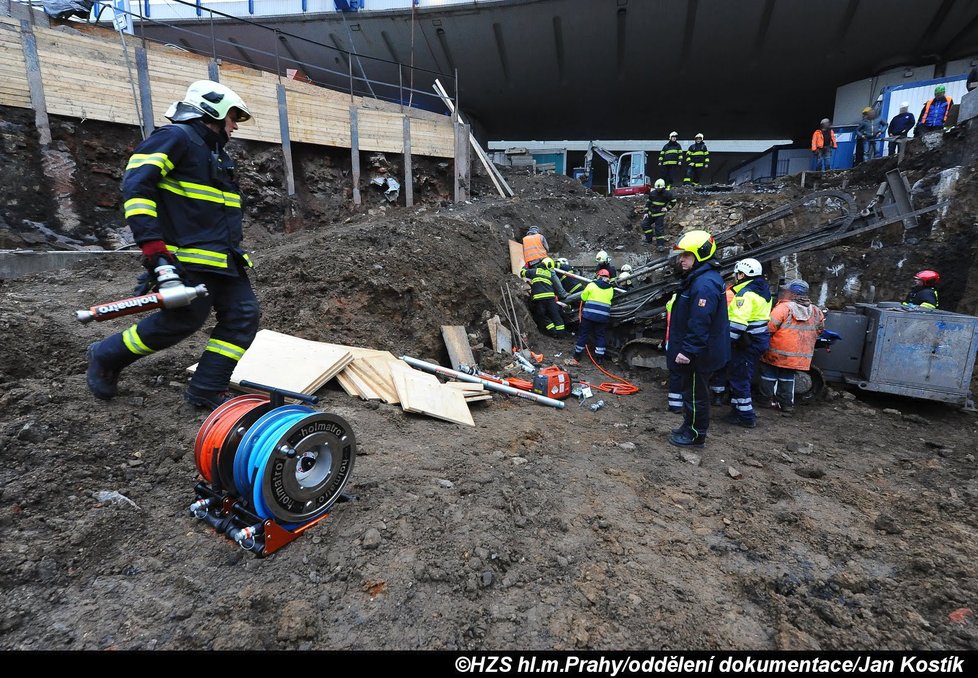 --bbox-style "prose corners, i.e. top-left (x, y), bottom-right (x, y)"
top-left (640, 179), bottom-right (677, 252)
top-left (86, 80), bottom-right (259, 410)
